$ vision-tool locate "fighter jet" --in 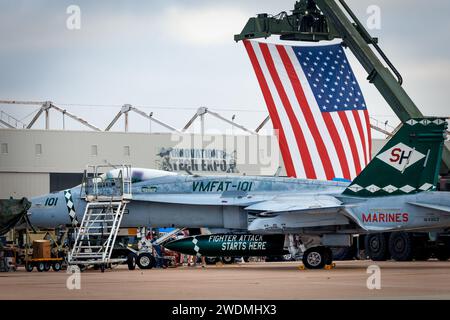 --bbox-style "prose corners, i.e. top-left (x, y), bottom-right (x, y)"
top-left (6, 117), bottom-right (449, 269)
